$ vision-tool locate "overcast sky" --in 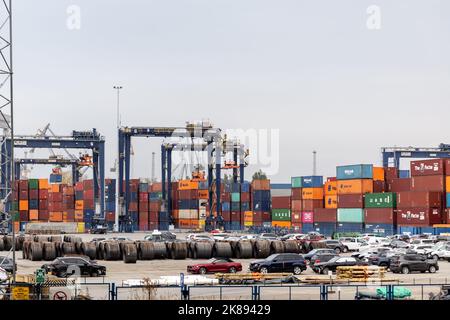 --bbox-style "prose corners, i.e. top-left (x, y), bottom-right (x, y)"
top-left (11, 0), bottom-right (450, 182)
